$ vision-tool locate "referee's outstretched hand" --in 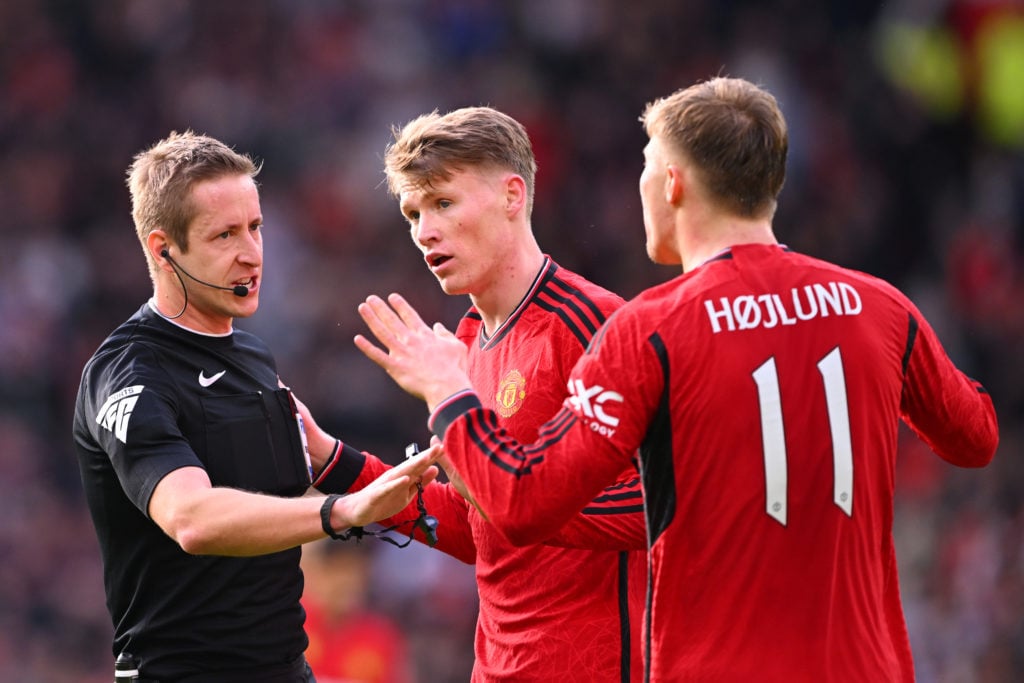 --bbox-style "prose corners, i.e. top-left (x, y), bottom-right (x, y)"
top-left (355, 293), bottom-right (473, 412)
top-left (333, 444), bottom-right (442, 529)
